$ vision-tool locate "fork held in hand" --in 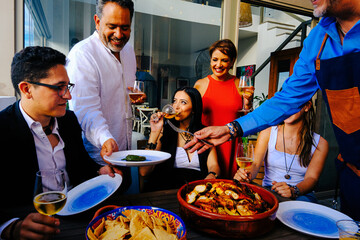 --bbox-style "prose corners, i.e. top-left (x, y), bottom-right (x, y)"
top-left (167, 120), bottom-right (213, 146)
